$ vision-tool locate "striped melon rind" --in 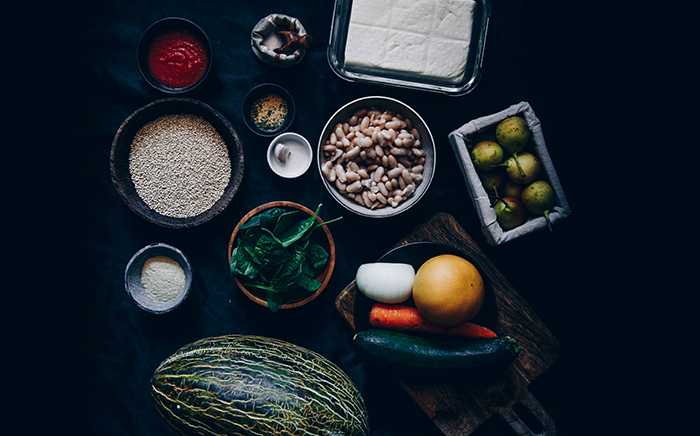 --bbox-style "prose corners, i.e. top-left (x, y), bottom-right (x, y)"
top-left (151, 335), bottom-right (370, 436)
